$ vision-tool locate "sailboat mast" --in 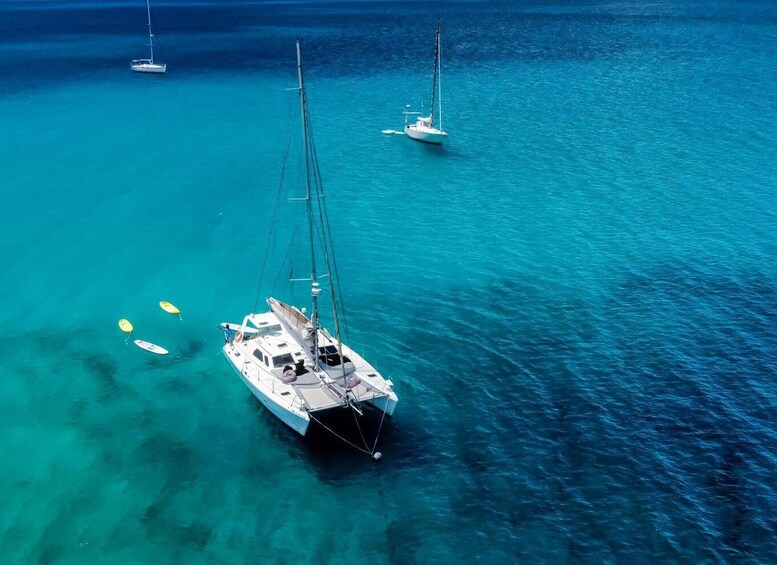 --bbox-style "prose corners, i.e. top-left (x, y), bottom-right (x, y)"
top-left (297, 40), bottom-right (321, 370)
top-left (146, 0), bottom-right (154, 63)
top-left (437, 24), bottom-right (442, 131)
top-left (429, 23), bottom-right (440, 128)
